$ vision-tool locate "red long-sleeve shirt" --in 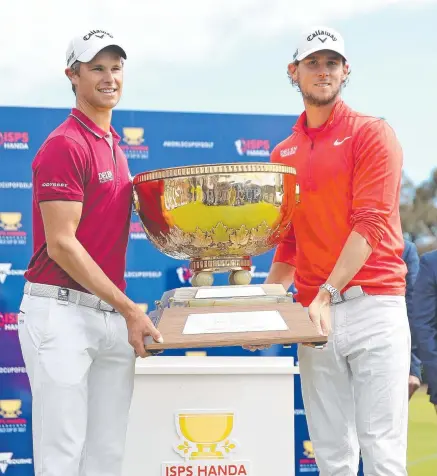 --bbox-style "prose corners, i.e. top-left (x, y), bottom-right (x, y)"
top-left (272, 100), bottom-right (406, 306)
